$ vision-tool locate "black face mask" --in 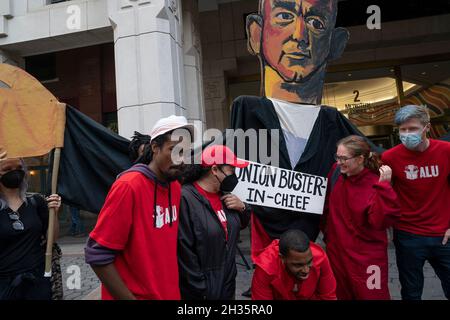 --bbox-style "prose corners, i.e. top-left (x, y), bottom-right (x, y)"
top-left (0, 170), bottom-right (25, 189)
top-left (217, 168), bottom-right (239, 193)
